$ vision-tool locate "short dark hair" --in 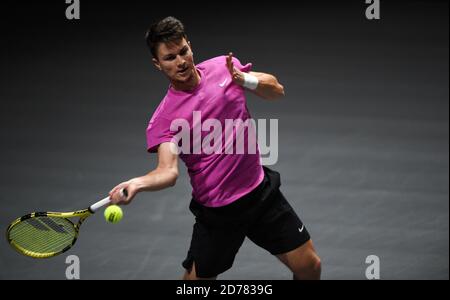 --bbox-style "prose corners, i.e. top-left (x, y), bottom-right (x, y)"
top-left (145, 16), bottom-right (187, 58)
